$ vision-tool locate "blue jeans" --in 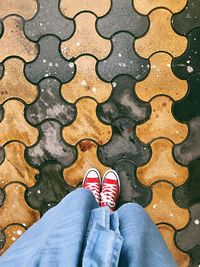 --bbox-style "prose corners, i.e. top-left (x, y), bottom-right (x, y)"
top-left (0, 189), bottom-right (177, 267)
